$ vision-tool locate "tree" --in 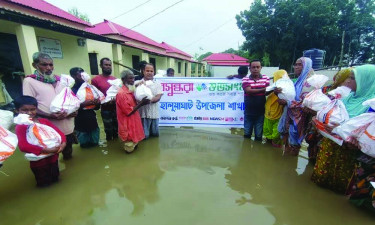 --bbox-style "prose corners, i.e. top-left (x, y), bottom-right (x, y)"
top-left (221, 48), bottom-right (249, 59)
top-left (196, 52), bottom-right (213, 62)
top-left (236, 0), bottom-right (375, 70)
top-left (68, 7), bottom-right (91, 23)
